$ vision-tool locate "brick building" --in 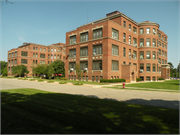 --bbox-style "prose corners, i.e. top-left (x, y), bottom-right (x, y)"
top-left (65, 11), bottom-right (170, 82)
top-left (7, 42), bottom-right (66, 77)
